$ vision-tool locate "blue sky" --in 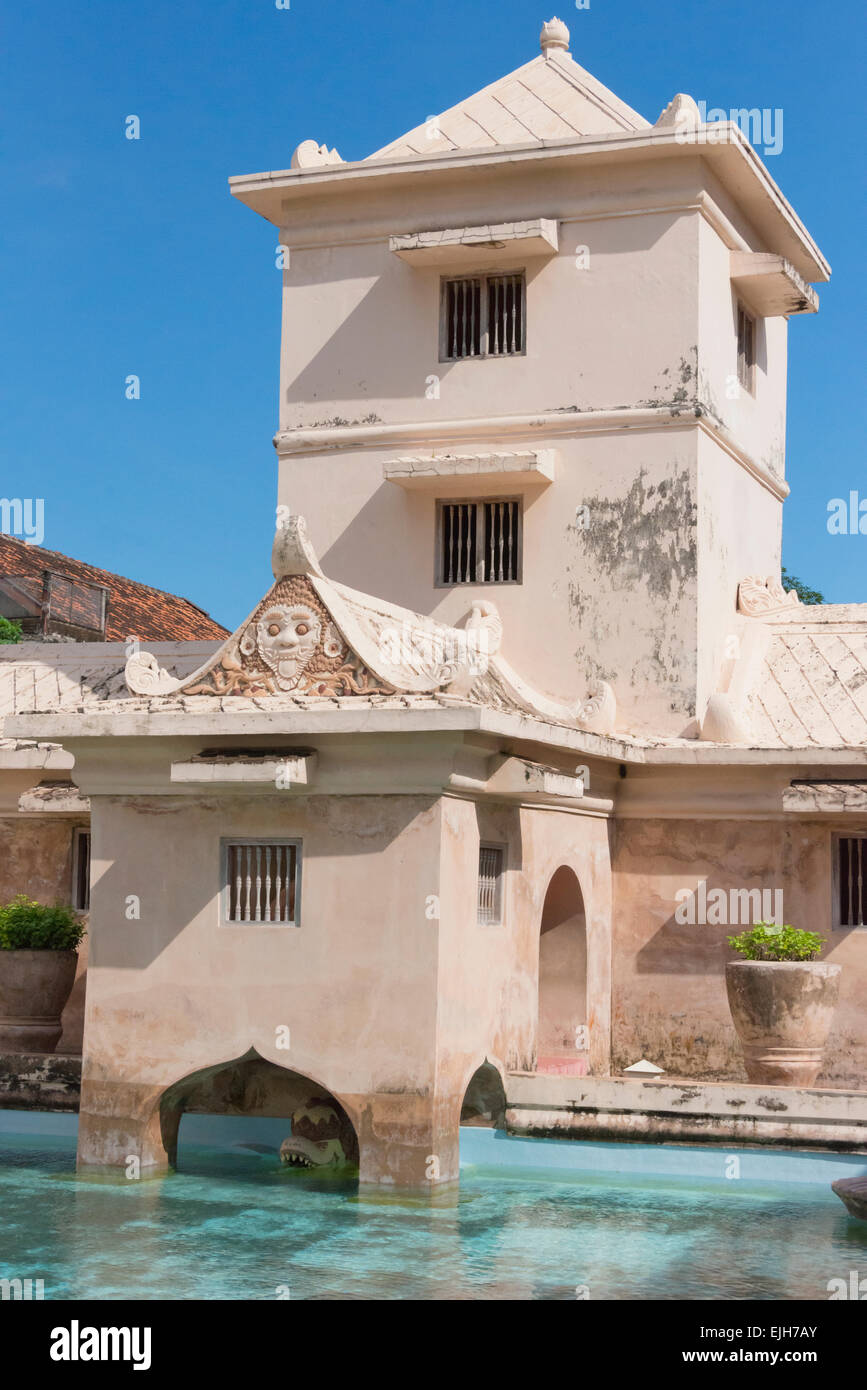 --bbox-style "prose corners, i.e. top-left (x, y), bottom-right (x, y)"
top-left (2, 0), bottom-right (864, 628)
